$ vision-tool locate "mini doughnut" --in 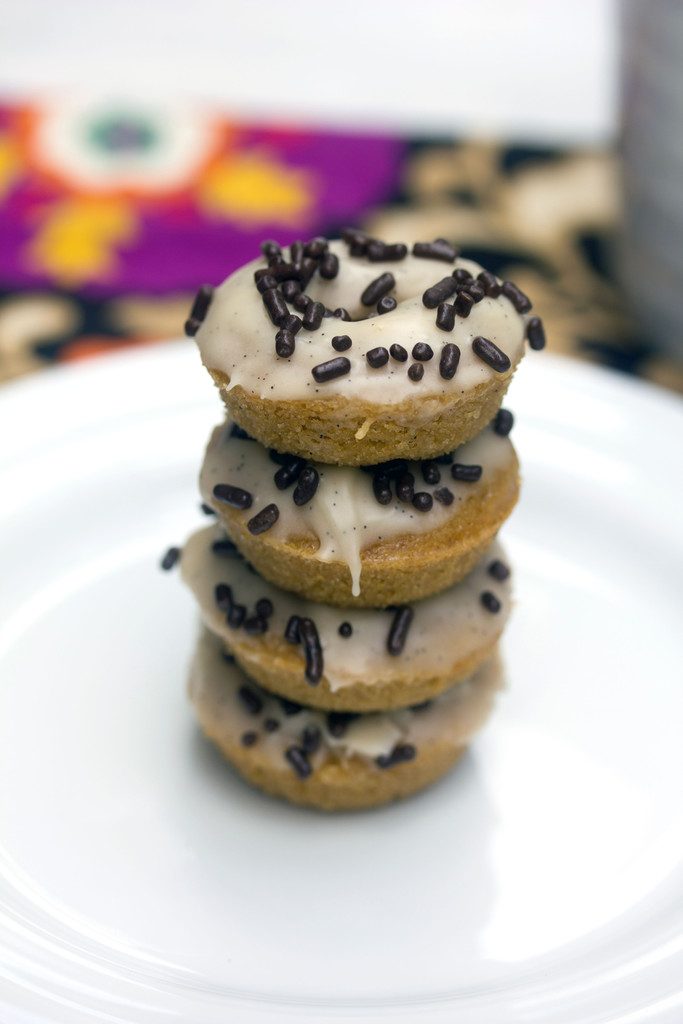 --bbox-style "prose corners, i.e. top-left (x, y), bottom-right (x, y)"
top-left (180, 525), bottom-right (512, 712)
top-left (200, 416), bottom-right (519, 606)
top-left (189, 628), bottom-right (504, 811)
top-left (192, 236), bottom-right (541, 464)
